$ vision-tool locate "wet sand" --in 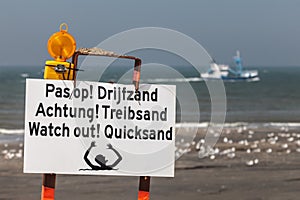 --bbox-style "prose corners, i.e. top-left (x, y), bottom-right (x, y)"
top-left (1, 128), bottom-right (300, 200)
